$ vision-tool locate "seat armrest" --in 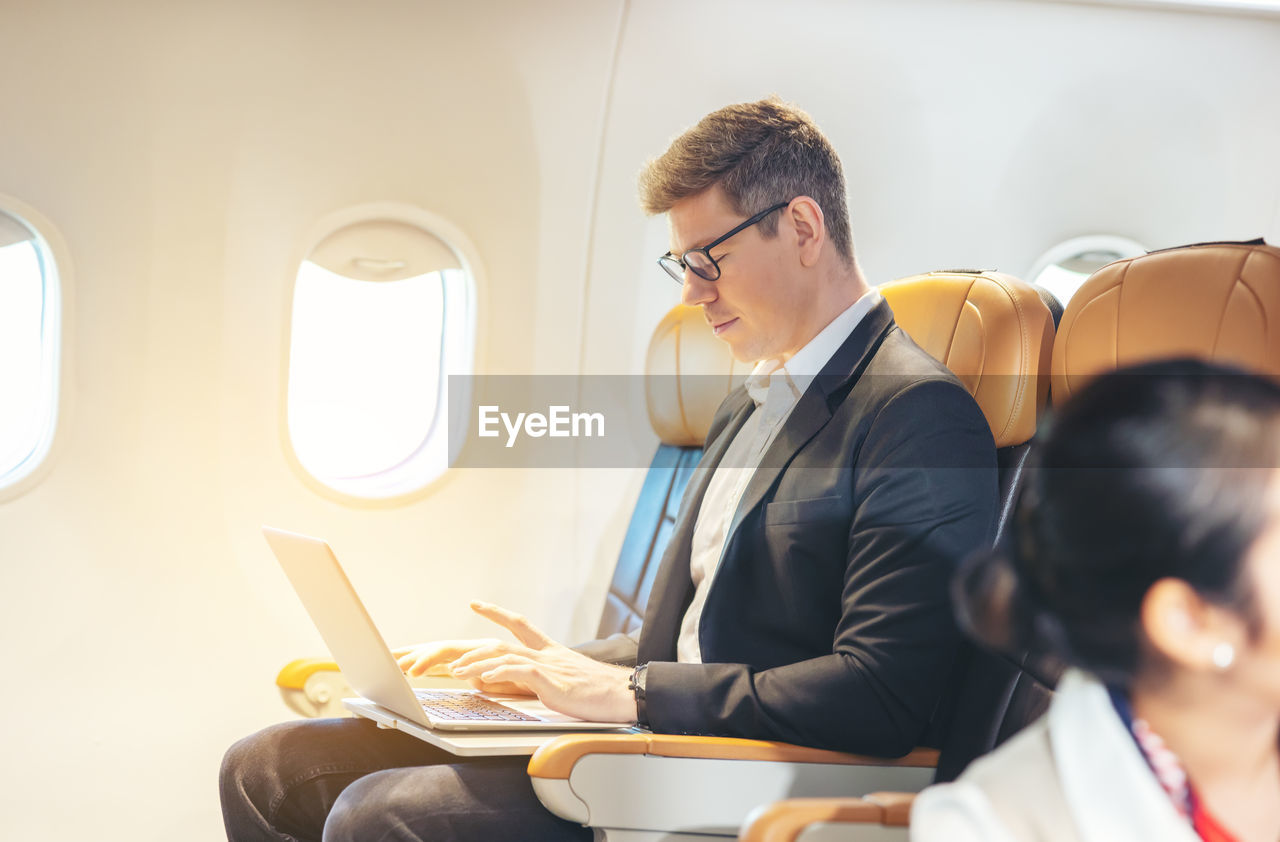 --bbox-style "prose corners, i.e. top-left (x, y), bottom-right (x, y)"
top-left (527, 734), bottom-right (935, 836)
top-left (863, 792), bottom-right (915, 827)
top-left (527, 734), bottom-right (938, 779)
top-left (276, 658), bottom-right (346, 718)
top-left (275, 658), bottom-right (469, 718)
top-left (276, 658), bottom-right (340, 690)
top-left (741, 793), bottom-right (915, 842)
